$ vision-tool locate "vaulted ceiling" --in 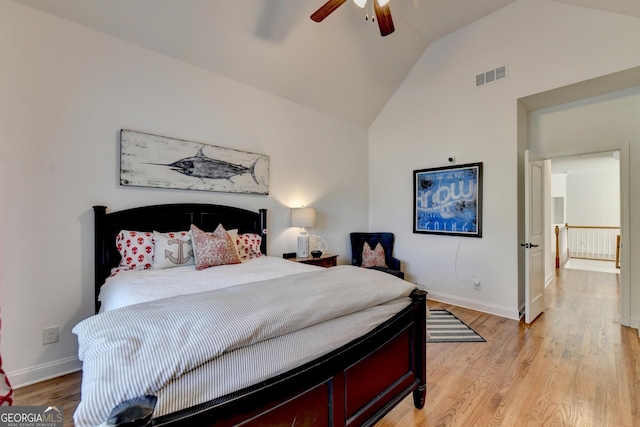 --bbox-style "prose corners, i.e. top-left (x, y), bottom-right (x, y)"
top-left (13, 0), bottom-right (640, 126)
